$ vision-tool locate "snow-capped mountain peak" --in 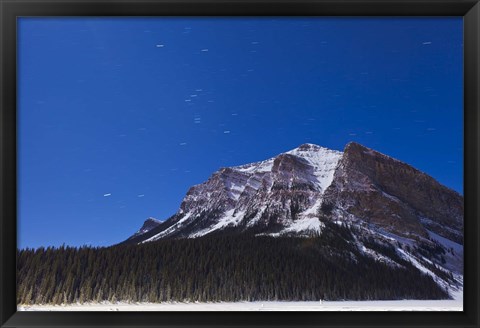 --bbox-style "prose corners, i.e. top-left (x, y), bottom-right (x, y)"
top-left (126, 142), bottom-right (462, 245)
top-left (123, 141), bottom-right (464, 297)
